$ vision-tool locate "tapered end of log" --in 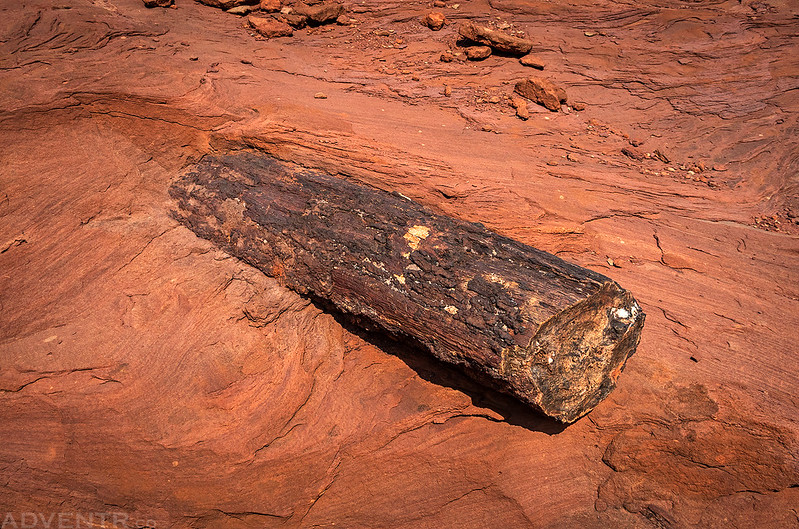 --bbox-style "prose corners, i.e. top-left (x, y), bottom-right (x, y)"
top-left (504, 282), bottom-right (644, 423)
